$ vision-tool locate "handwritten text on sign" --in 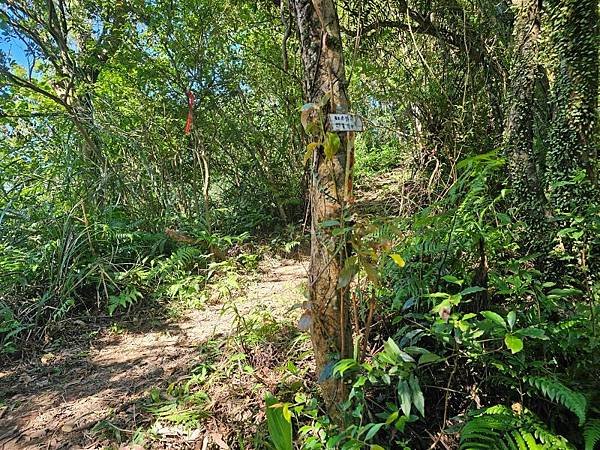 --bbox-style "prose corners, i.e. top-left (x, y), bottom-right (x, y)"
top-left (328, 114), bottom-right (365, 132)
